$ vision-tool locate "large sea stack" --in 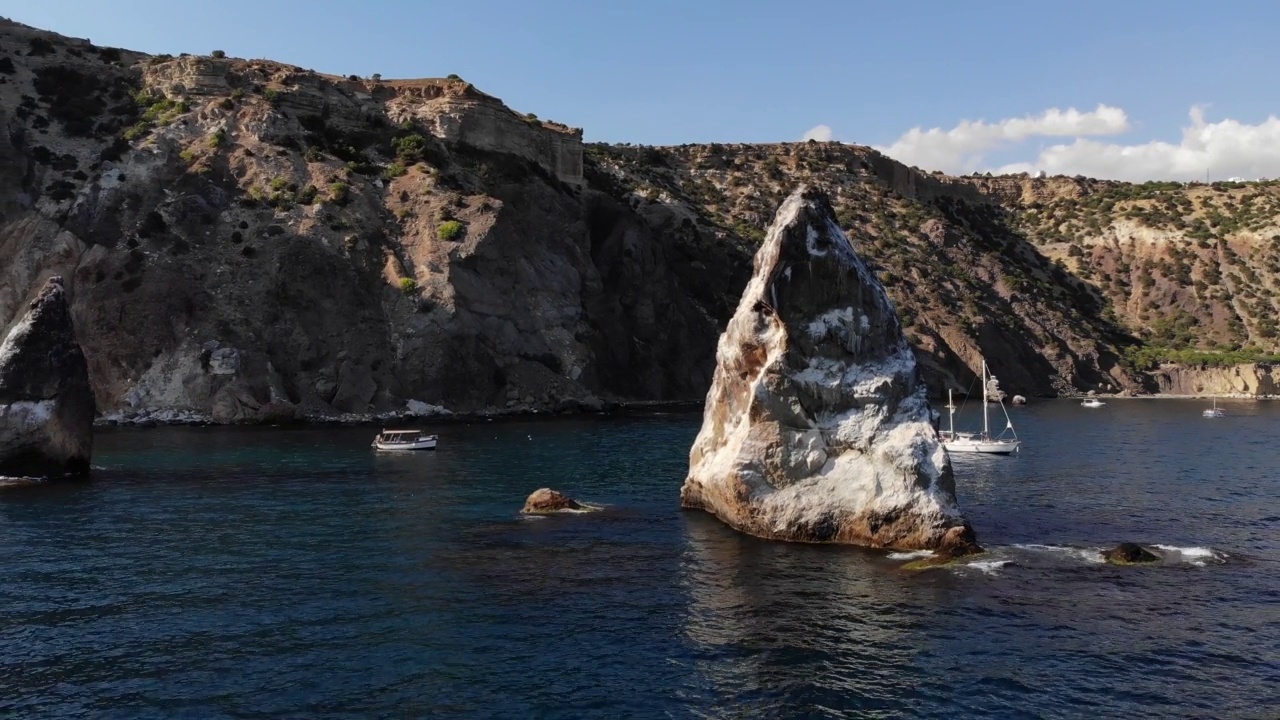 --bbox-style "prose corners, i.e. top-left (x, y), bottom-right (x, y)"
top-left (0, 277), bottom-right (95, 478)
top-left (680, 187), bottom-right (979, 553)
